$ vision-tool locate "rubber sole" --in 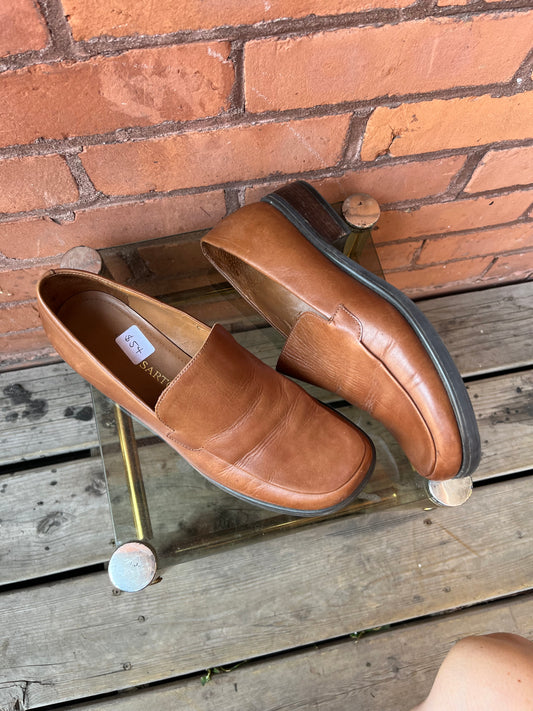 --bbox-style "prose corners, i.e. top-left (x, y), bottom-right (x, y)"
top-left (262, 182), bottom-right (481, 480)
